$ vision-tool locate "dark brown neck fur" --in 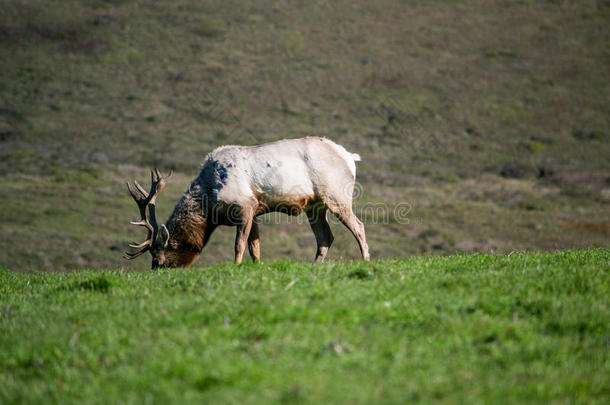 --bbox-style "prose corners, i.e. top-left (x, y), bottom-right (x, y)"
top-left (165, 192), bottom-right (206, 264)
